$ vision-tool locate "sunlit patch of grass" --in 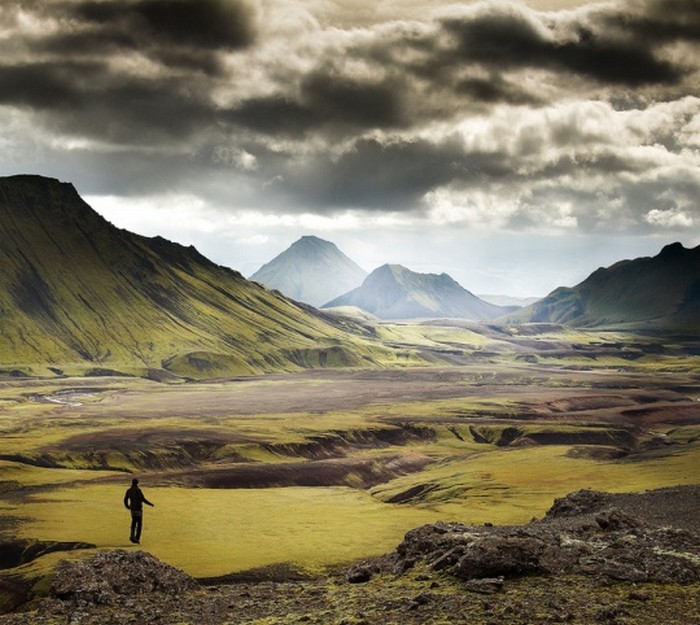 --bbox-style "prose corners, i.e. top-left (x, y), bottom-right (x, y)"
top-left (0, 460), bottom-right (119, 487)
top-left (374, 323), bottom-right (496, 351)
top-left (1, 339), bottom-right (699, 583)
top-left (8, 416), bottom-right (697, 573)
top-left (17, 483), bottom-right (450, 577)
top-left (371, 444), bottom-right (700, 525)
